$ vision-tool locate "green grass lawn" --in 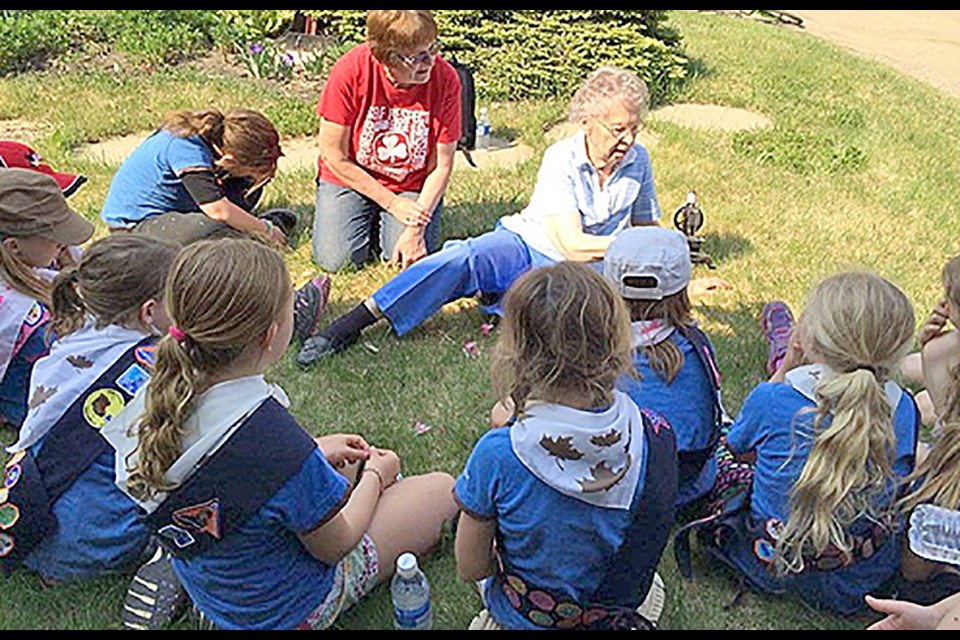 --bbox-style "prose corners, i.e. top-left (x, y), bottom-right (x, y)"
top-left (2, 10), bottom-right (959, 630)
